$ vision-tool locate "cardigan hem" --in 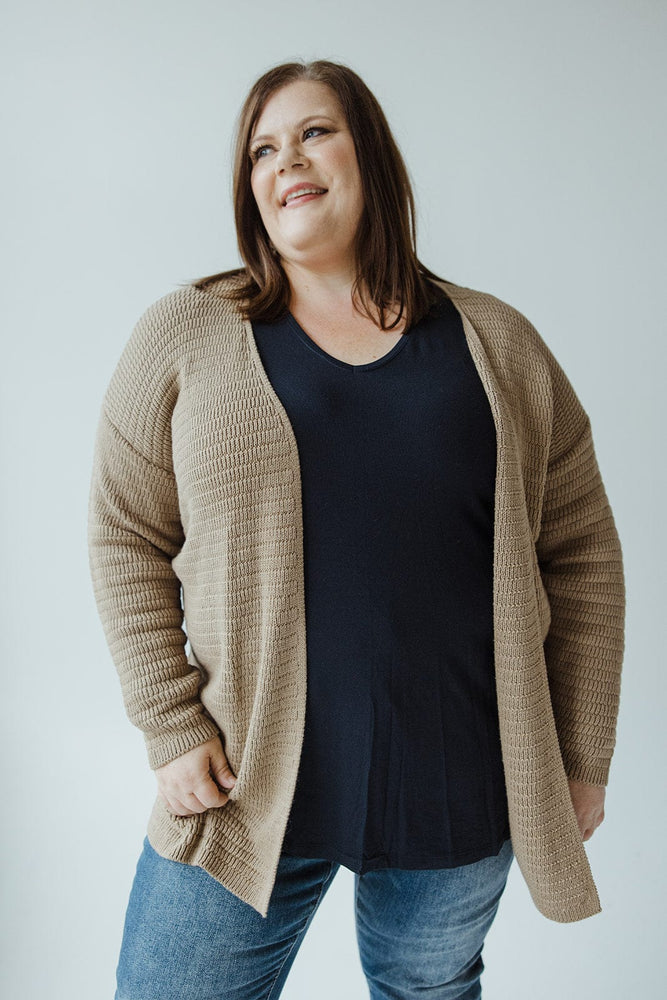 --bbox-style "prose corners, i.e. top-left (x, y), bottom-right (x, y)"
top-left (146, 795), bottom-right (280, 919)
top-left (532, 889), bottom-right (602, 923)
